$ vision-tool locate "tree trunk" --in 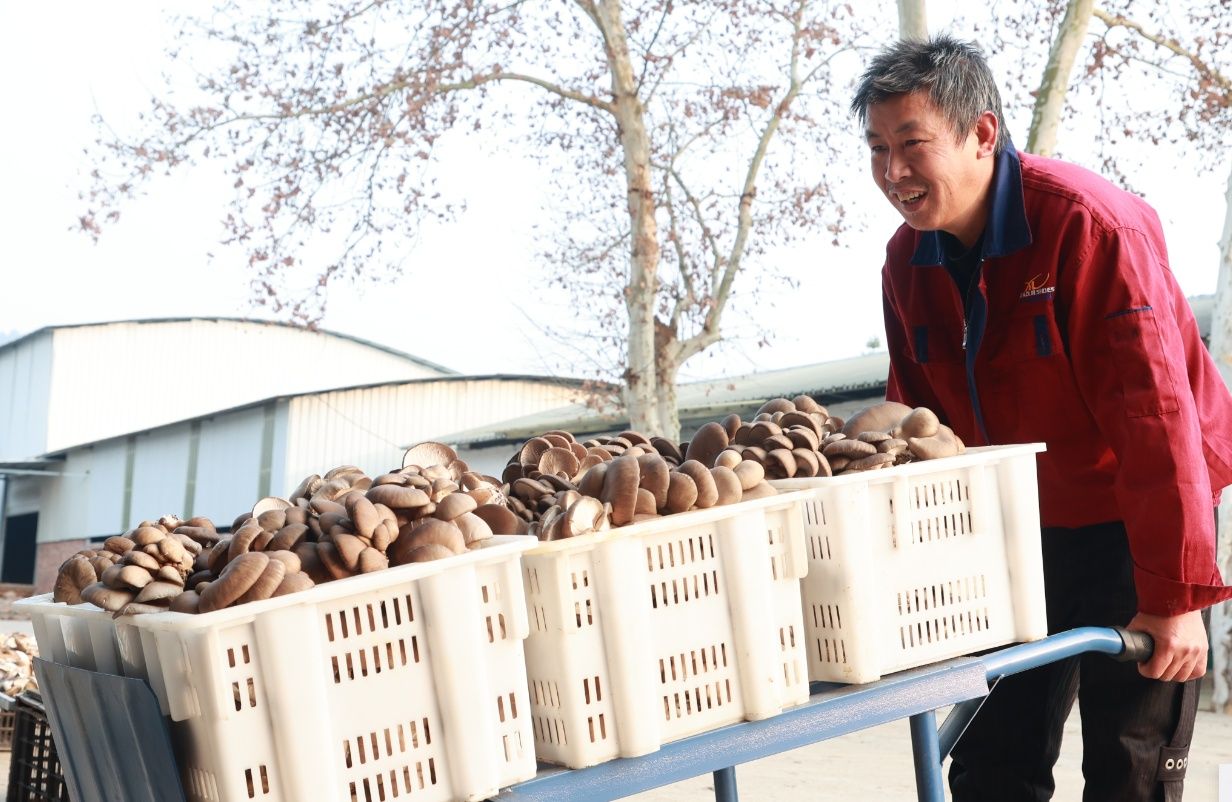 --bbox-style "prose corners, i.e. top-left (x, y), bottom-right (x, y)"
top-left (896, 0), bottom-right (928, 41)
top-left (1211, 167), bottom-right (1232, 715)
top-left (597, 0), bottom-right (663, 436)
top-left (1026, 0), bottom-right (1095, 156)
